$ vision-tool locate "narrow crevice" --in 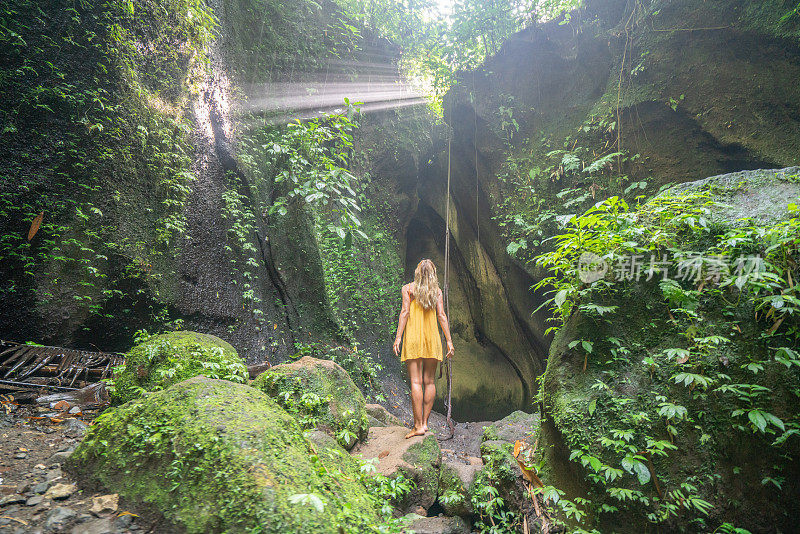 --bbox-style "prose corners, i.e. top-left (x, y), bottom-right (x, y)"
top-left (205, 77), bottom-right (298, 347)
